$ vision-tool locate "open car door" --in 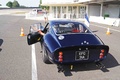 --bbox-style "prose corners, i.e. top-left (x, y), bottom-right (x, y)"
top-left (27, 23), bottom-right (44, 45)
